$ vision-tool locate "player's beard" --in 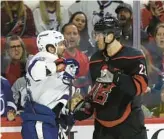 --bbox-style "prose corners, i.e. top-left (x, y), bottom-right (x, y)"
top-left (118, 16), bottom-right (131, 27)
